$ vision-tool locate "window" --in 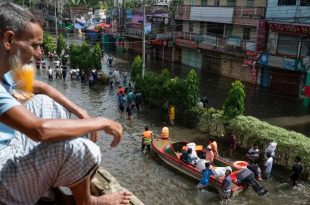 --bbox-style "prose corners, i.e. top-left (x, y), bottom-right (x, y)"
top-left (175, 20), bottom-right (182, 32)
top-left (300, 38), bottom-right (310, 57)
top-left (227, 0), bottom-right (236, 6)
top-left (246, 0), bottom-right (254, 6)
top-left (226, 25), bottom-right (233, 37)
top-left (200, 22), bottom-right (206, 35)
top-left (277, 35), bottom-right (299, 57)
top-left (243, 28), bottom-right (251, 40)
top-left (189, 21), bottom-right (193, 33)
top-left (207, 22), bottom-right (224, 36)
top-left (300, 0), bottom-right (310, 6)
top-left (278, 0), bottom-right (296, 5)
top-left (201, 0), bottom-right (208, 6)
top-left (214, 0), bottom-right (220, 6)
